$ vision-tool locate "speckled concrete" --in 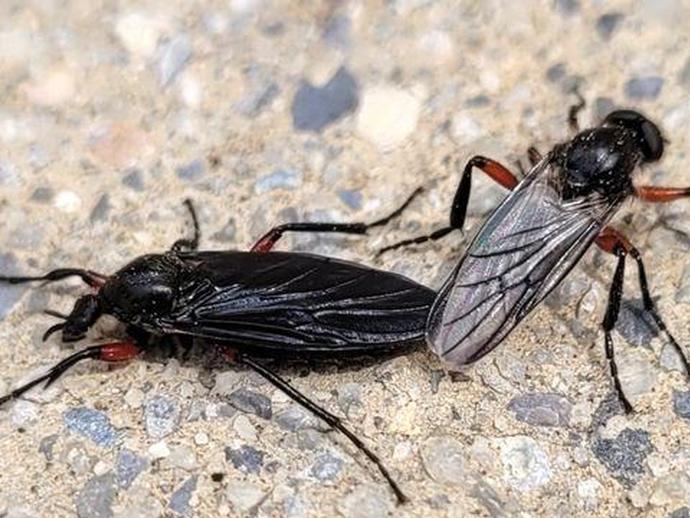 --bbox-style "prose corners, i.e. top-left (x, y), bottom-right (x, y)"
top-left (1, 1), bottom-right (690, 516)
